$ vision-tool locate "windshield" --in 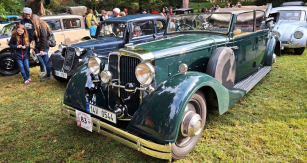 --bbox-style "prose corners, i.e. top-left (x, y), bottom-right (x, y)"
top-left (0, 25), bottom-right (14, 36)
top-left (167, 13), bottom-right (232, 34)
top-left (100, 22), bottom-right (126, 37)
top-left (279, 10), bottom-right (302, 20)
